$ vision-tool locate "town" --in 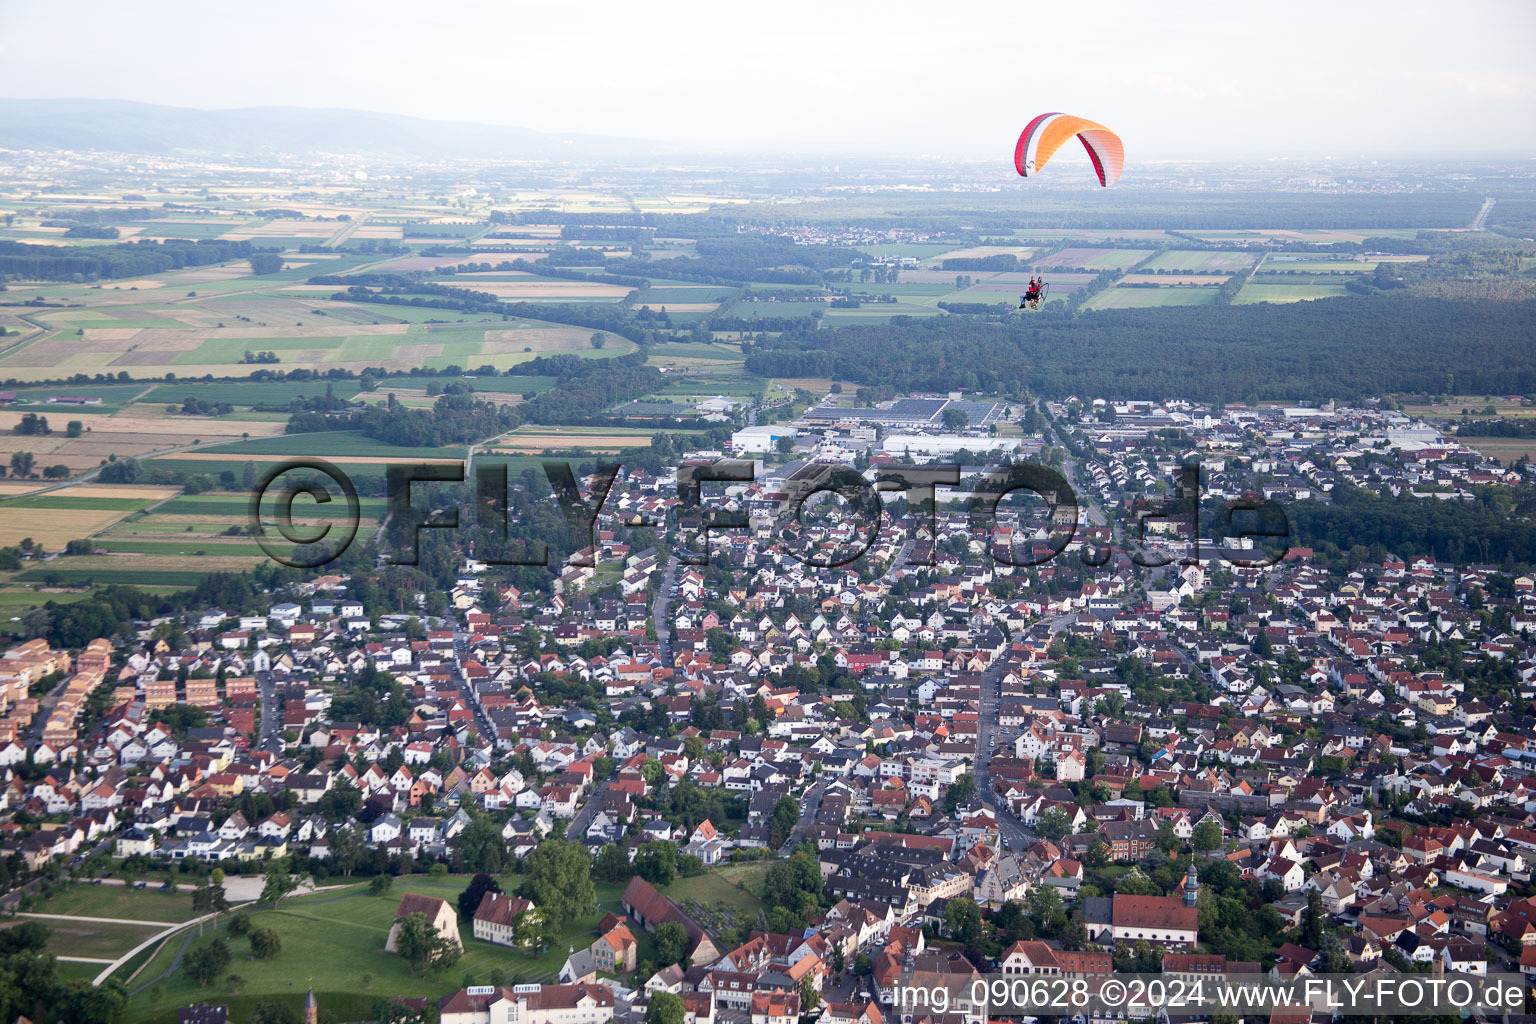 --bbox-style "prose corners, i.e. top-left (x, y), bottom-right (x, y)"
top-left (3, 385), bottom-right (1534, 1024)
